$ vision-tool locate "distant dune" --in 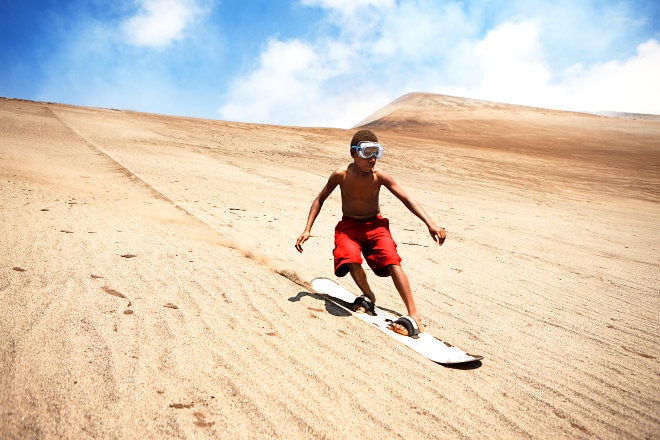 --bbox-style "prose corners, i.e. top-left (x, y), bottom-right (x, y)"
top-left (1, 95), bottom-right (658, 439)
top-left (357, 92), bottom-right (660, 203)
top-left (356, 92), bottom-right (660, 126)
